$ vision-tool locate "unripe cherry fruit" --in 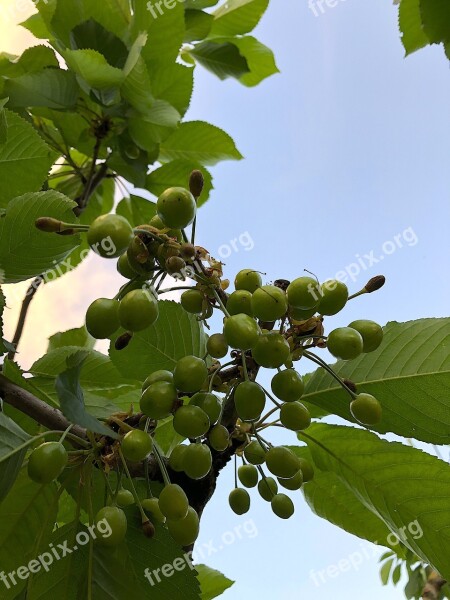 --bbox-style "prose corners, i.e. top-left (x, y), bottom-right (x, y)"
top-left (243, 440), bottom-right (266, 465)
top-left (140, 381), bottom-right (178, 420)
top-left (234, 269), bottom-right (262, 293)
top-left (27, 442), bottom-right (68, 484)
top-left (280, 402), bottom-right (311, 431)
top-left (252, 332), bottom-right (290, 369)
top-left (208, 425), bottom-right (230, 452)
top-left (87, 215), bottom-right (133, 259)
top-left (158, 484), bottom-right (189, 521)
top-left (327, 327), bottom-right (364, 360)
top-left (157, 187), bottom-right (196, 229)
top-left (271, 369), bottom-right (304, 402)
top-left (167, 506), bottom-right (200, 546)
top-left (234, 381), bottom-right (266, 422)
top-left (251, 285), bottom-right (288, 322)
top-left (168, 444), bottom-right (188, 472)
top-left (173, 405), bottom-right (210, 438)
top-left (348, 320), bottom-right (383, 353)
top-left (229, 488), bottom-right (251, 515)
top-left (119, 289), bottom-right (159, 332)
top-left (142, 370), bottom-right (174, 392)
top-left (271, 493), bottom-right (295, 519)
top-left (117, 253), bottom-right (138, 279)
top-left (350, 393), bottom-right (382, 425)
top-left (227, 290), bottom-right (254, 317)
top-left (206, 333), bottom-right (229, 359)
top-left (258, 477), bottom-right (278, 501)
top-left (121, 429), bottom-right (153, 463)
top-left (190, 392), bottom-right (221, 425)
top-left (173, 356), bottom-right (208, 393)
top-left (289, 306), bottom-right (317, 322)
top-left (223, 314), bottom-right (260, 351)
top-left (86, 298), bottom-right (120, 339)
top-left (278, 470), bottom-right (303, 491)
top-left (287, 277), bottom-right (321, 310)
top-left (181, 289), bottom-right (204, 314)
top-left (298, 457), bottom-right (314, 482)
top-left (238, 464), bottom-right (259, 488)
top-left (265, 446), bottom-right (301, 479)
top-left (183, 443), bottom-right (212, 480)
top-left (142, 497), bottom-right (166, 523)
top-left (318, 280), bottom-right (349, 316)
top-left (94, 506), bottom-right (127, 546)
top-left (116, 488), bottom-right (135, 507)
